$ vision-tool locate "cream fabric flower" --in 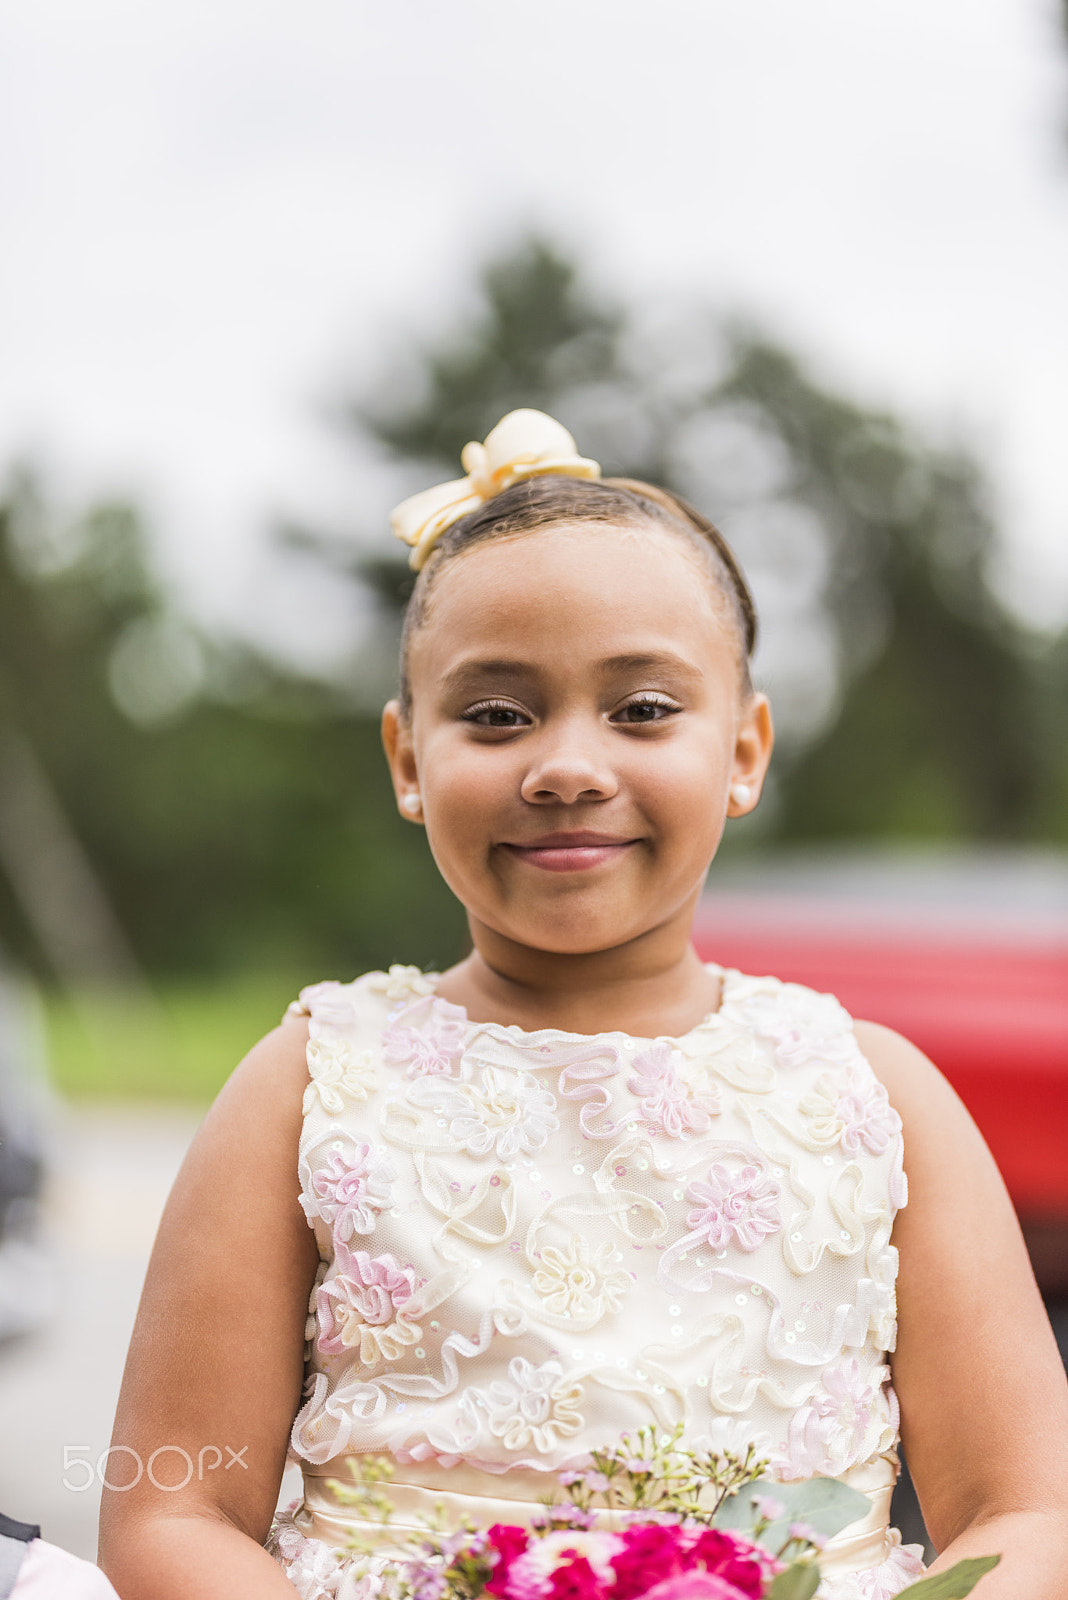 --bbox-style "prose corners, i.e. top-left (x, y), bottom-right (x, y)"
top-left (531, 1236), bottom-right (630, 1320)
top-left (390, 408), bottom-right (600, 570)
